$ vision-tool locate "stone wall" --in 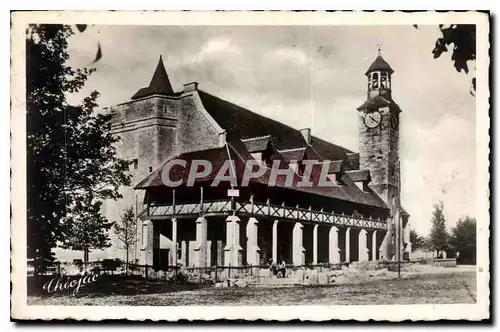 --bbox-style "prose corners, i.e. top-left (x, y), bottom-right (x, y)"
top-left (97, 90), bottom-right (222, 263)
top-left (358, 106), bottom-right (399, 205)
